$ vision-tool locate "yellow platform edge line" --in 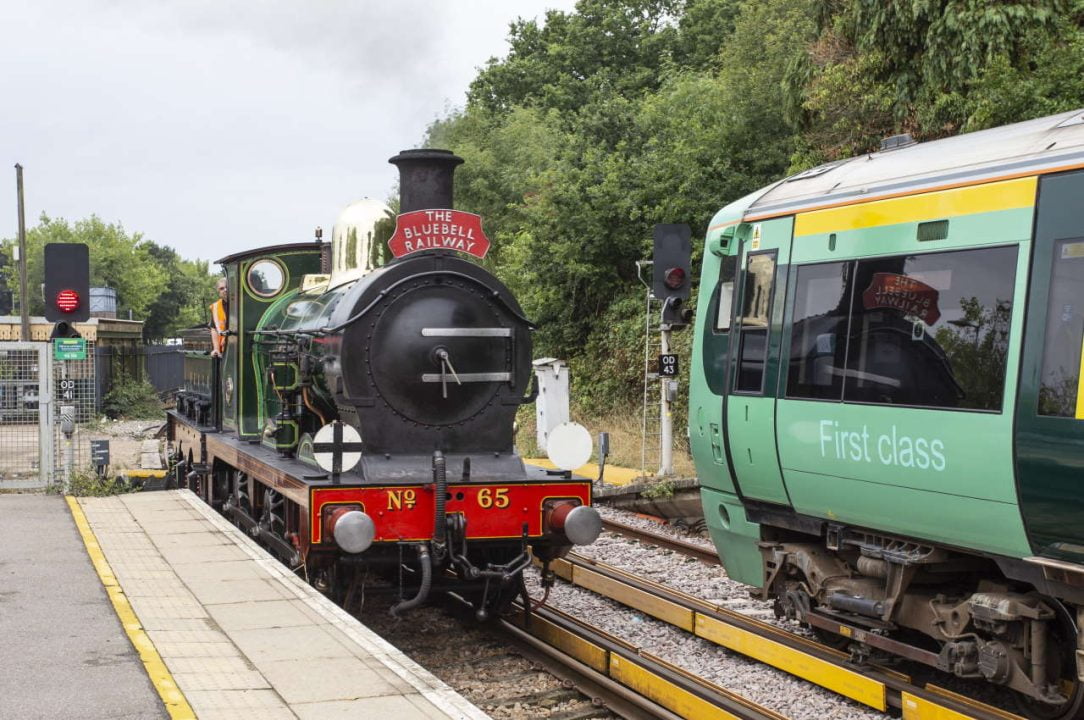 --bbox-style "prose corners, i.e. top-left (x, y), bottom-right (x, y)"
top-left (524, 458), bottom-right (641, 487)
top-left (65, 496), bottom-right (196, 720)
